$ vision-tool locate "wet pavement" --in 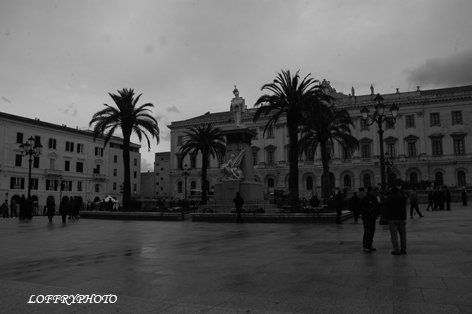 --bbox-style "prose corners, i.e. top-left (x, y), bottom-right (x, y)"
top-left (0, 205), bottom-right (472, 313)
